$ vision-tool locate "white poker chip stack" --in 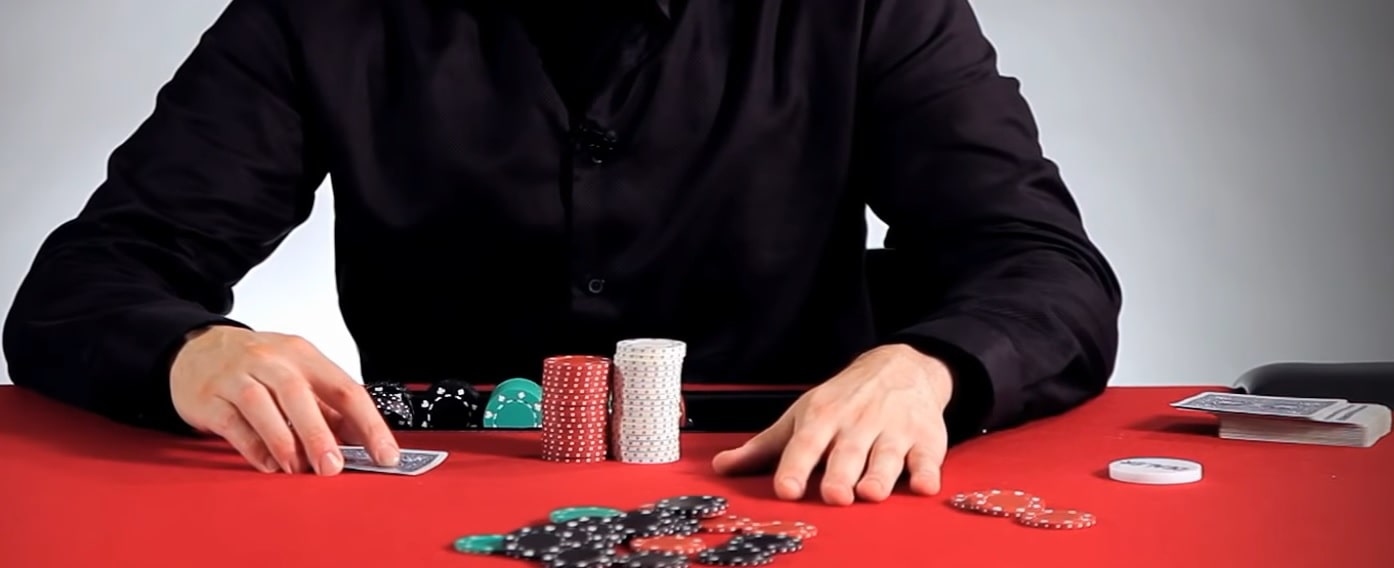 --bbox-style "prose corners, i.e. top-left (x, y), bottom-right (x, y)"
top-left (610, 338), bottom-right (686, 464)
